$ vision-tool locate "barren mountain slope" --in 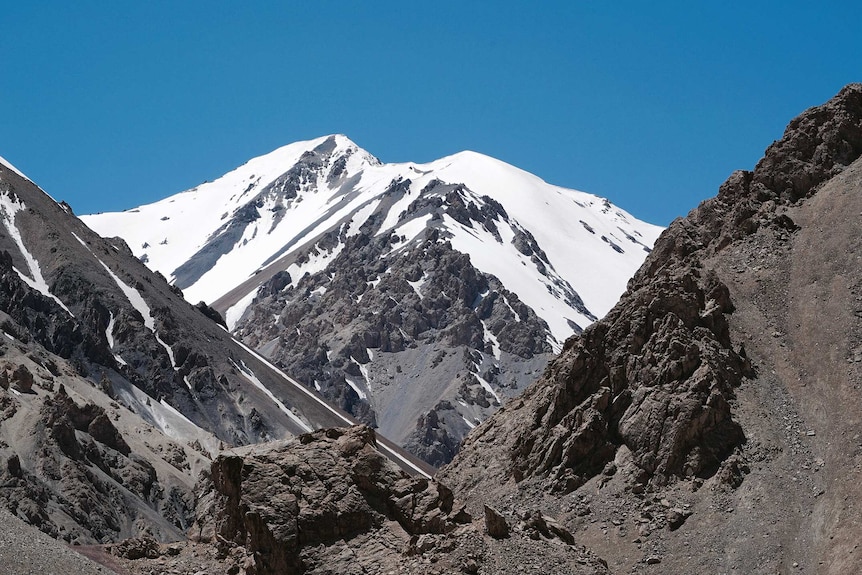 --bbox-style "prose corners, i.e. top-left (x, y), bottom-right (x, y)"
top-left (439, 84), bottom-right (862, 573)
top-left (0, 155), bottom-right (429, 548)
